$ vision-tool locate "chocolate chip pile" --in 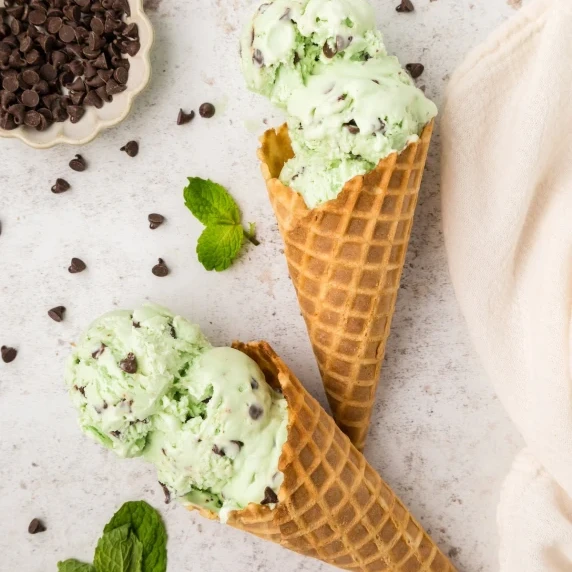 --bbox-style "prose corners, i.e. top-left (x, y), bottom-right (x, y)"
top-left (0, 0), bottom-right (140, 131)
